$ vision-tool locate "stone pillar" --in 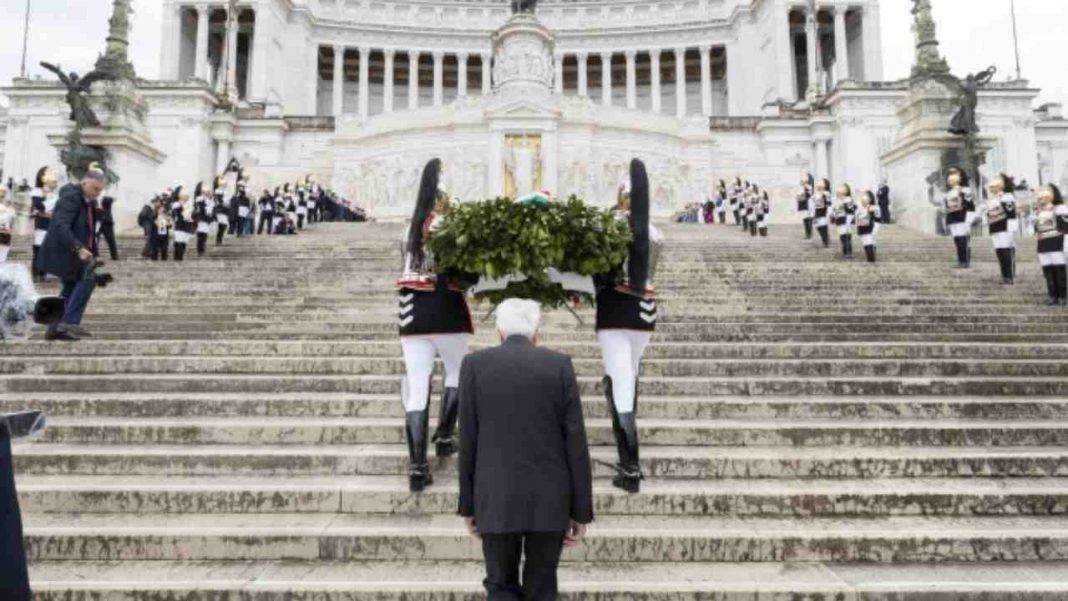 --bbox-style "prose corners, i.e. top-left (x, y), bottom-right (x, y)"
top-left (249, 8), bottom-right (272, 102)
top-left (725, 42), bottom-right (739, 116)
top-left (650, 50), bottom-right (662, 114)
top-left (834, 7), bottom-right (849, 82)
top-left (481, 52), bottom-right (492, 94)
top-left (194, 4), bottom-right (210, 81)
top-left (600, 52), bottom-right (613, 107)
top-left (805, 7), bottom-right (819, 94)
top-left (309, 43), bottom-right (321, 115)
top-left (433, 52), bottom-right (444, 107)
top-left (332, 45), bottom-right (345, 117)
top-left (383, 50), bottom-right (395, 112)
top-left (409, 51), bottom-right (420, 109)
top-left (674, 47), bottom-right (687, 118)
top-left (160, 2), bottom-right (181, 80)
top-left (225, 5), bottom-right (239, 98)
top-left (625, 51), bottom-right (637, 109)
top-left (554, 53), bottom-right (564, 94)
top-left (776, 6), bottom-right (795, 102)
top-left (359, 46), bottom-right (371, 119)
top-left (457, 53), bottom-right (469, 97)
top-left (862, 2), bottom-right (883, 81)
top-left (577, 52), bottom-right (588, 97)
top-left (699, 44), bottom-right (712, 116)
top-left (815, 138), bottom-right (829, 179)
